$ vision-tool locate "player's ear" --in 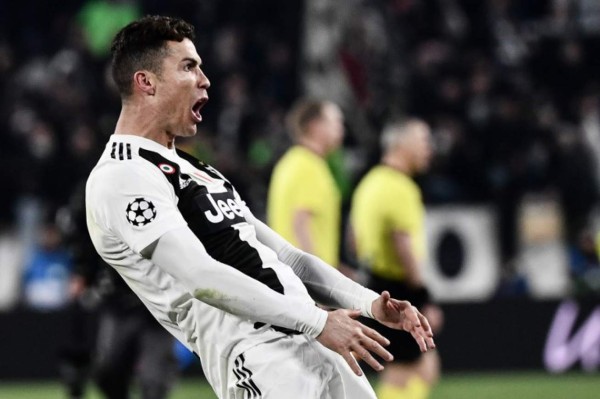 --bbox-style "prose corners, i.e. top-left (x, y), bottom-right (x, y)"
top-left (133, 70), bottom-right (156, 96)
